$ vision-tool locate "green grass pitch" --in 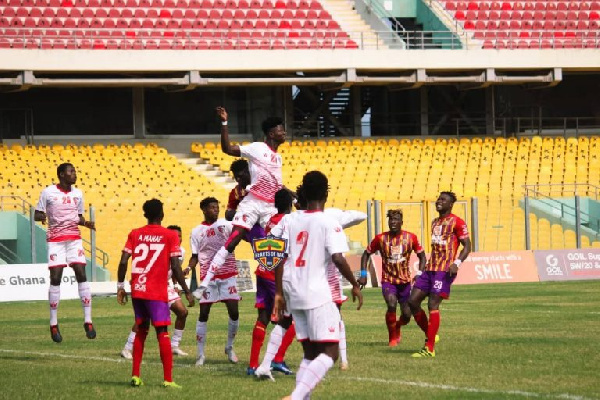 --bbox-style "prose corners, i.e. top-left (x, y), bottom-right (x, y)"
top-left (1, 281), bottom-right (599, 399)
